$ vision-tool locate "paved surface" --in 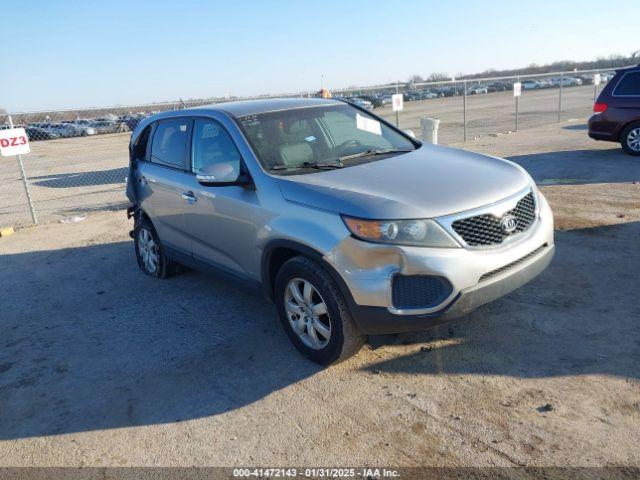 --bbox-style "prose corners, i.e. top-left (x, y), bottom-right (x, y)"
top-left (0, 84), bottom-right (601, 228)
top-left (378, 83), bottom-right (600, 143)
top-left (0, 121), bottom-right (639, 467)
